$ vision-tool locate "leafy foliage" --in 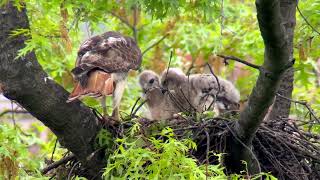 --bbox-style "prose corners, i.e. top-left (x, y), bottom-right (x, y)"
top-left (1, 0), bottom-right (320, 179)
top-left (0, 124), bottom-right (48, 179)
top-left (103, 127), bottom-right (276, 179)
